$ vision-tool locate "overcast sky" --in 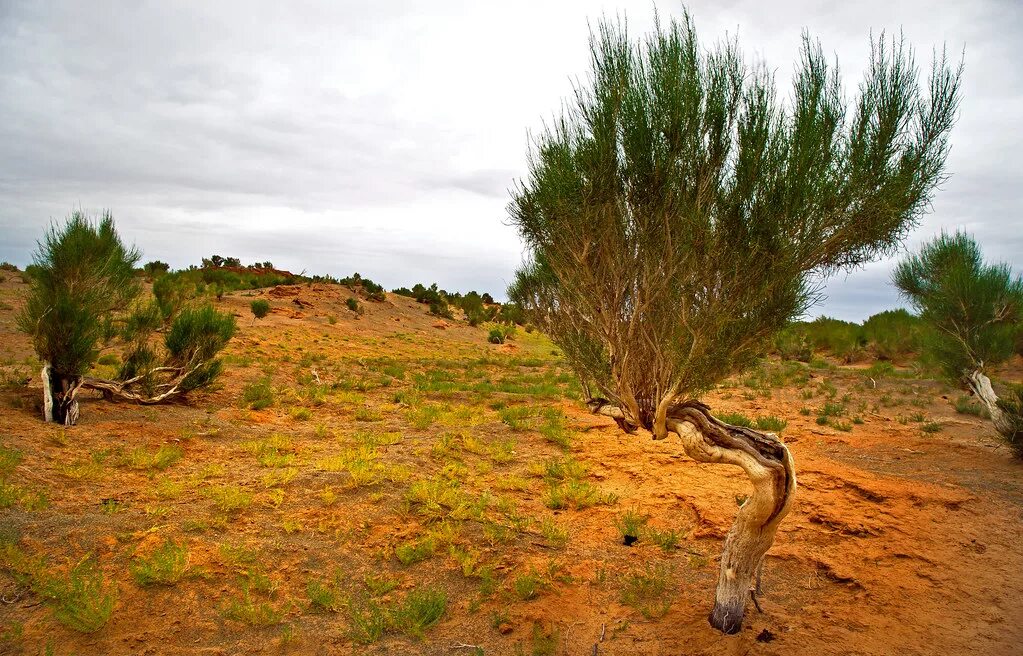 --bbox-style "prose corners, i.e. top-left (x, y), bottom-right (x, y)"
top-left (1, 1), bottom-right (1020, 321)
